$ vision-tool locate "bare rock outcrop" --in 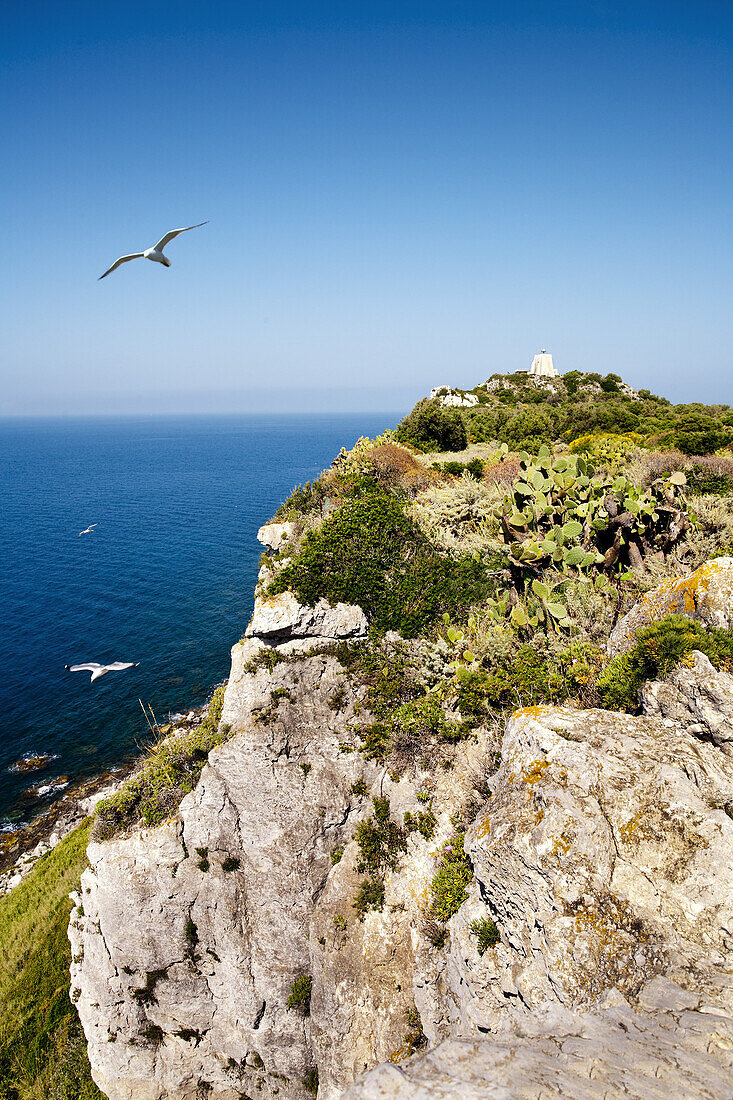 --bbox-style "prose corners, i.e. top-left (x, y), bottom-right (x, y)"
top-left (342, 985), bottom-right (733, 1099)
top-left (643, 648), bottom-right (733, 757)
top-left (344, 697), bottom-right (733, 1097)
top-left (609, 556), bottom-right (733, 654)
top-left (70, 610), bottom-right (378, 1100)
top-left (257, 521), bottom-right (297, 553)
top-left (246, 591), bottom-right (368, 649)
